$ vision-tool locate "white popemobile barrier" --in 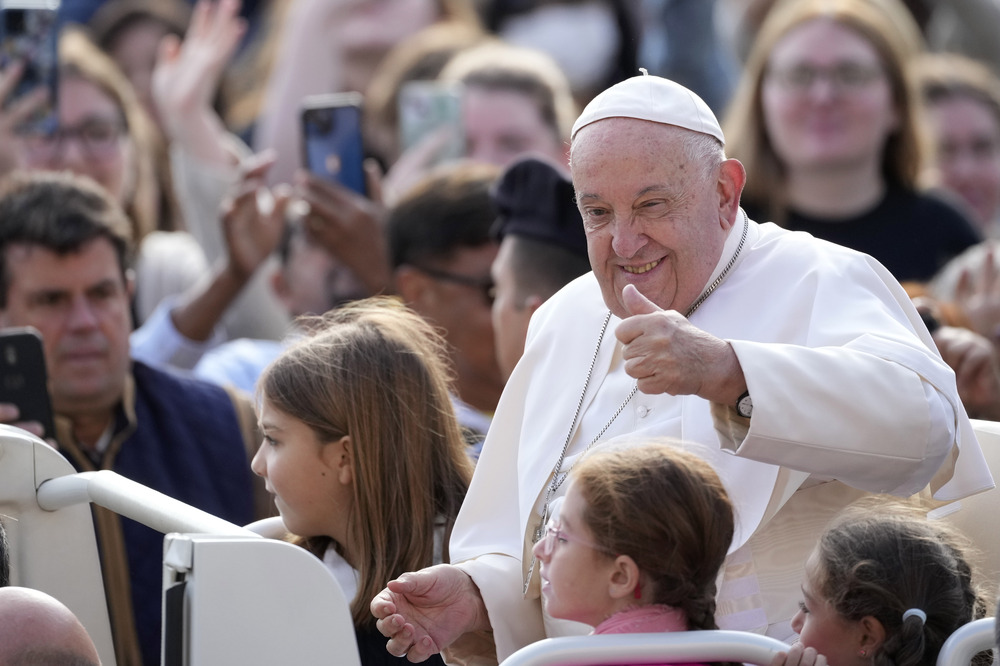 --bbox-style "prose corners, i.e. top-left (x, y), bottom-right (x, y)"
top-left (936, 618), bottom-right (997, 666)
top-left (1, 421), bottom-right (997, 665)
top-left (0, 425), bottom-right (359, 666)
top-left (501, 631), bottom-right (790, 666)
